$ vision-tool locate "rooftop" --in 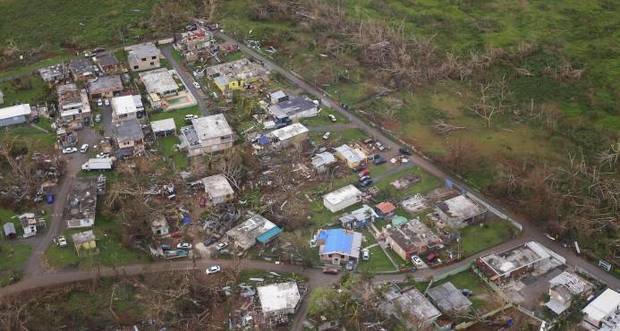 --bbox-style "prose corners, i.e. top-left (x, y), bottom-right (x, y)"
top-left (549, 271), bottom-right (593, 296)
top-left (382, 287), bottom-right (441, 325)
top-left (201, 174), bottom-right (234, 199)
top-left (151, 118), bottom-right (176, 133)
top-left (95, 52), bottom-right (119, 67)
top-left (126, 42), bottom-right (160, 59)
top-left (479, 241), bottom-right (552, 277)
top-left (323, 185), bottom-right (362, 206)
top-left (62, 178), bottom-right (97, 224)
top-left (339, 204), bottom-right (378, 227)
top-left (206, 58), bottom-right (269, 84)
top-left (38, 63), bottom-right (67, 81)
top-left (386, 218), bottom-right (443, 252)
top-left (57, 83), bottom-right (82, 108)
top-left (257, 282), bottom-right (301, 315)
top-left (192, 113), bottom-right (233, 141)
top-left (268, 95), bottom-right (318, 119)
top-left (111, 95), bottom-right (138, 116)
top-left (376, 201), bottom-right (396, 215)
top-left (69, 58), bottom-right (97, 76)
top-left (311, 152), bottom-right (337, 169)
top-left (139, 69), bottom-right (178, 95)
top-left (316, 228), bottom-right (362, 258)
top-left (0, 104), bottom-right (31, 120)
top-left (436, 194), bottom-right (486, 225)
top-left (72, 230), bottom-right (96, 245)
top-left (87, 75), bottom-right (123, 95)
top-left (427, 282), bottom-right (473, 313)
top-left (270, 123), bottom-right (309, 141)
top-left (583, 289), bottom-right (620, 328)
top-left (334, 144), bottom-right (367, 164)
top-left (113, 118), bottom-right (144, 142)
top-left (226, 214), bottom-right (279, 250)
